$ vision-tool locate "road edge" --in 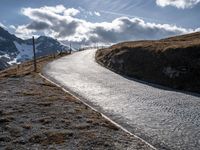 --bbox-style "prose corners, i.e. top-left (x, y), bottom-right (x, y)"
top-left (39, 73), bottom-right (157, 150)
